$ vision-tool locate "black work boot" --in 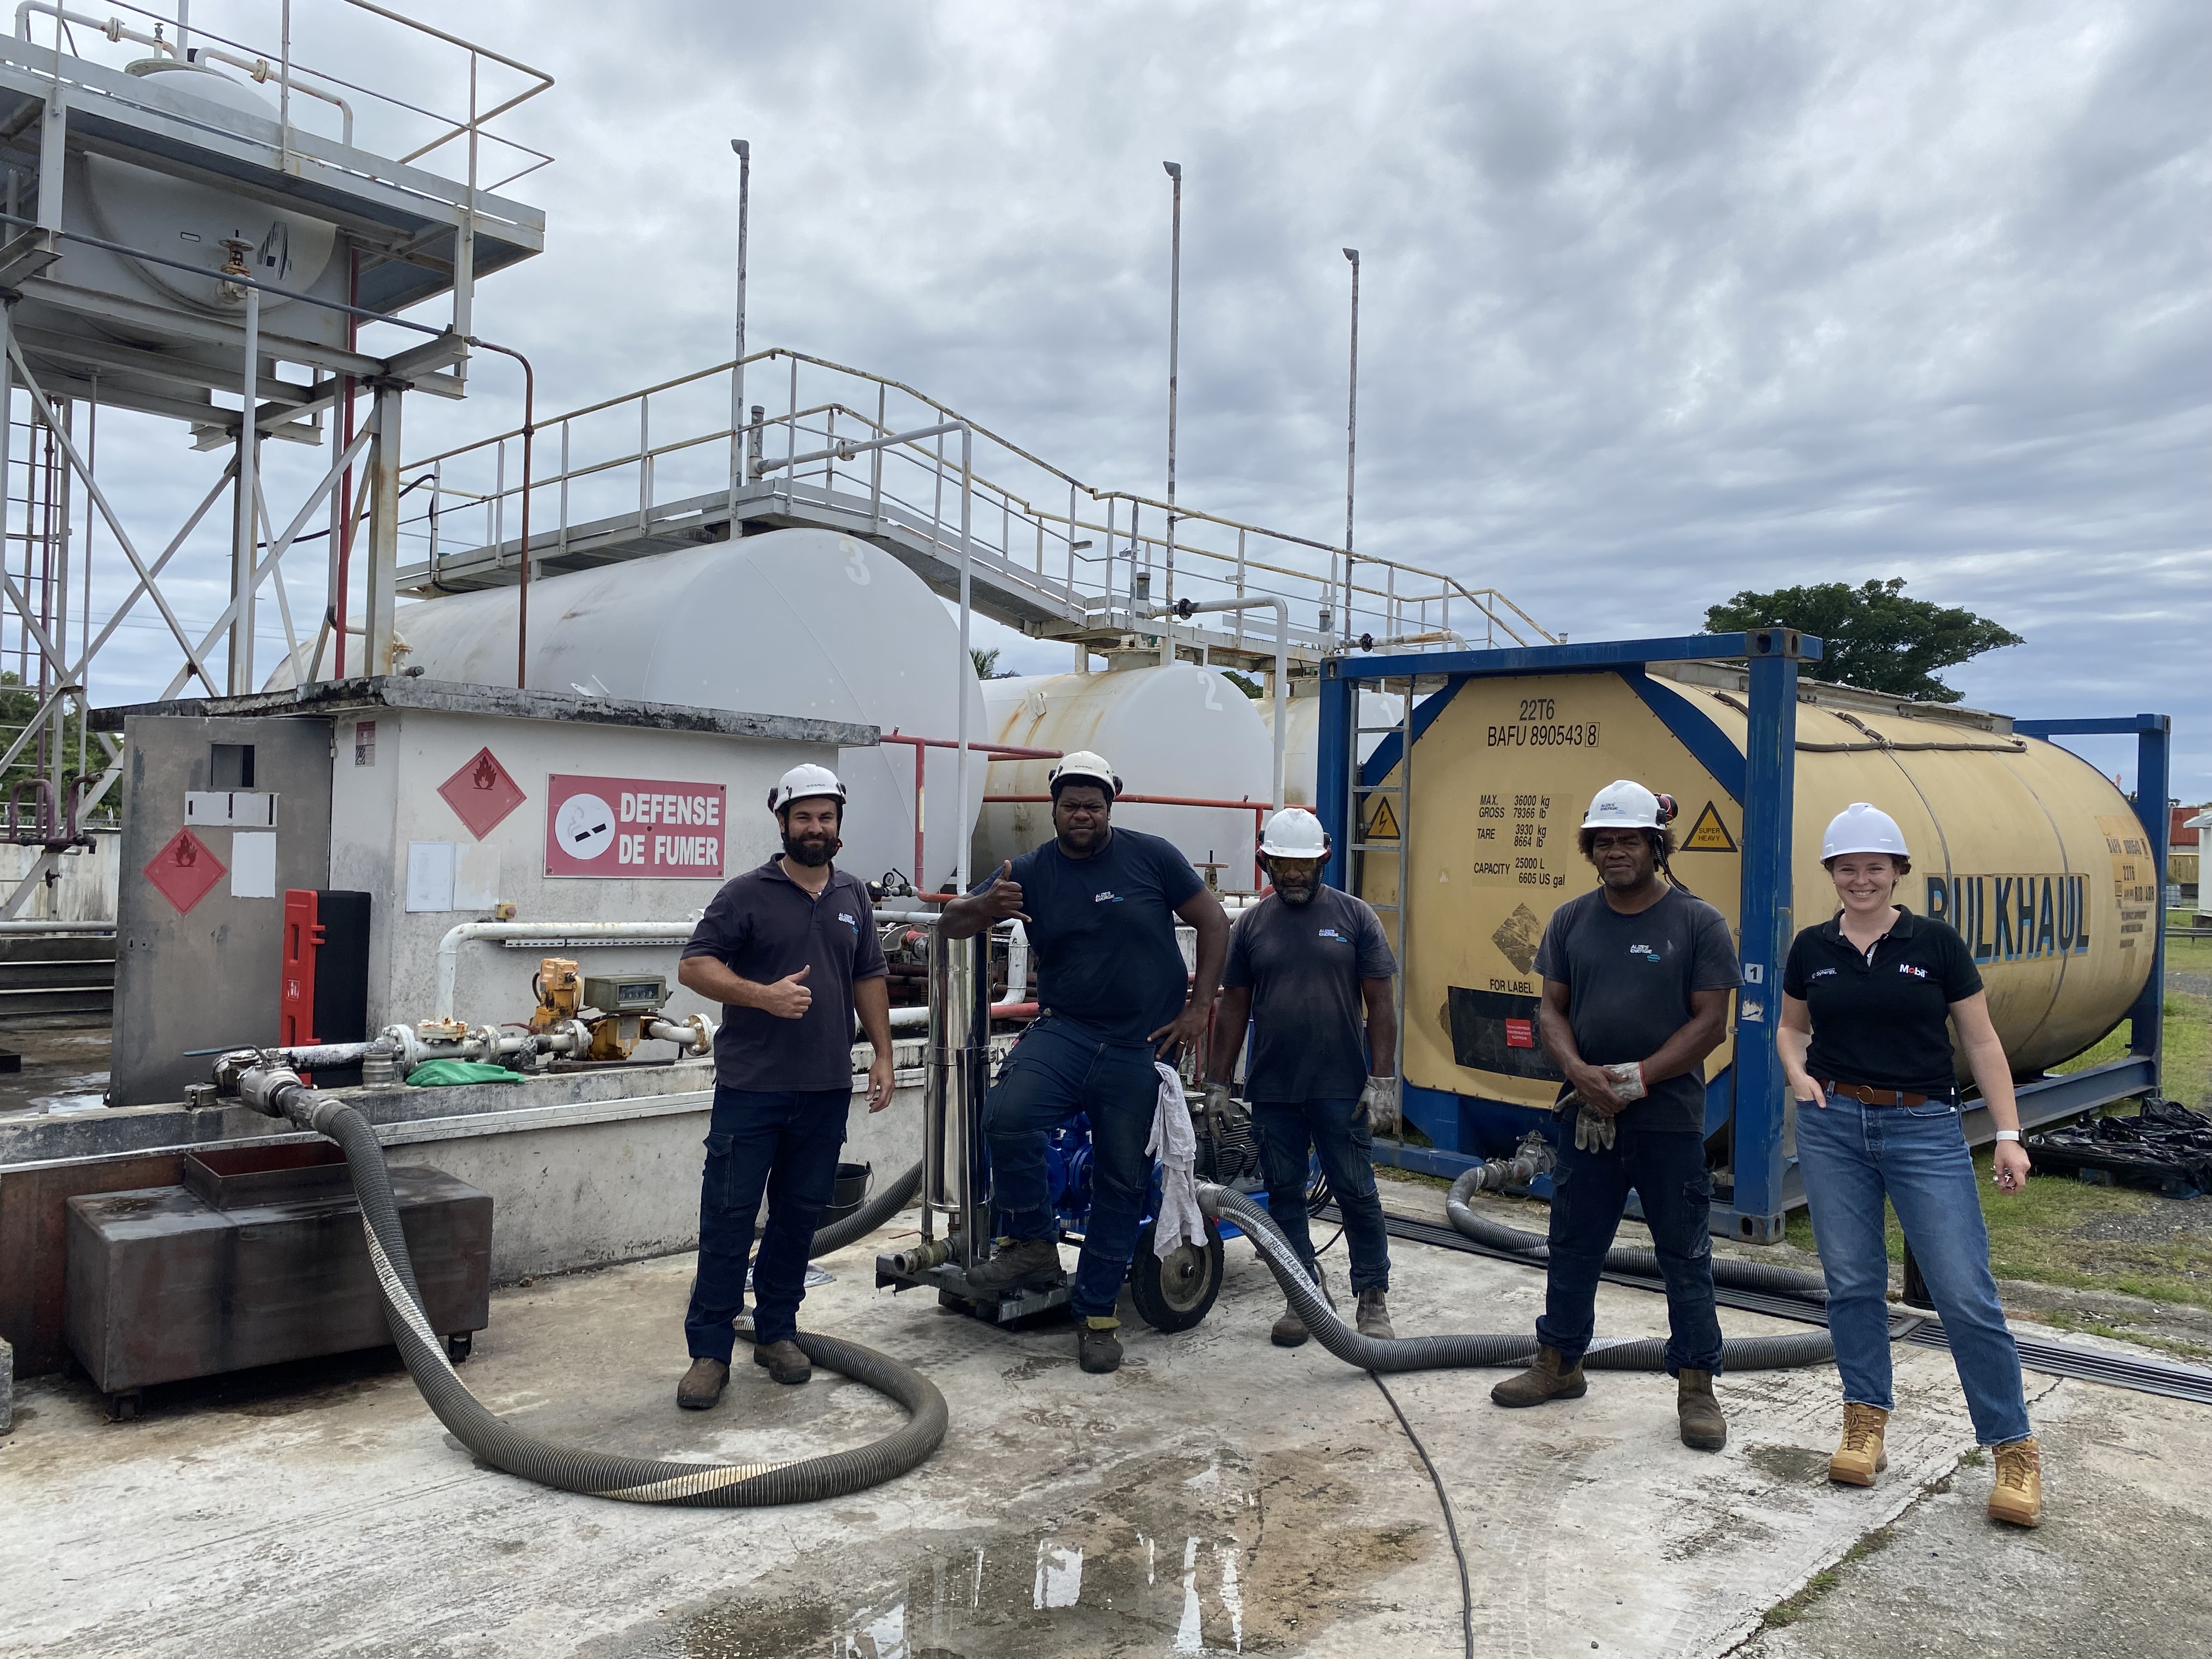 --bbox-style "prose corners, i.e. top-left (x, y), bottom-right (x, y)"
top-left (754, 1339), bottom-right (811, 1385)
top-left (1077, 1317), bottom-right (1124, 1374)
top-left (676, 1357), bottom-right (729, 1410)
top-left (1490, 1345), bottom-right (1588, 1408)
top-left (967, 1235), bottom-right (1066, 1295)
